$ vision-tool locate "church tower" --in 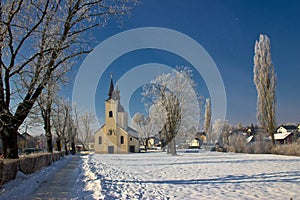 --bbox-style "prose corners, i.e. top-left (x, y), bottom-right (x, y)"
top-left (94, 74), bottom-right (139, 154)
top-left (105, 75), bottom-right (118, 135)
